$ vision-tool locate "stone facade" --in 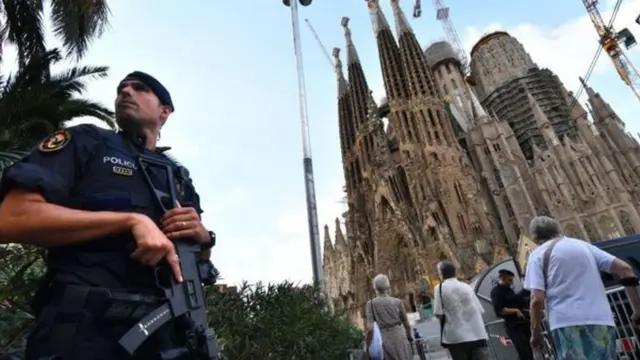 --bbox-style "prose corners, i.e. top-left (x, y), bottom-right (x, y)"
top-left (323, 2), bottom-right (640, 325)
